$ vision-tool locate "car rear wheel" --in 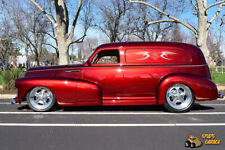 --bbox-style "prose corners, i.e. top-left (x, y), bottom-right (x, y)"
top-left (27, 87), bottom-right (56, 112)
top-left (164, 84), bottom-right (195, 113)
